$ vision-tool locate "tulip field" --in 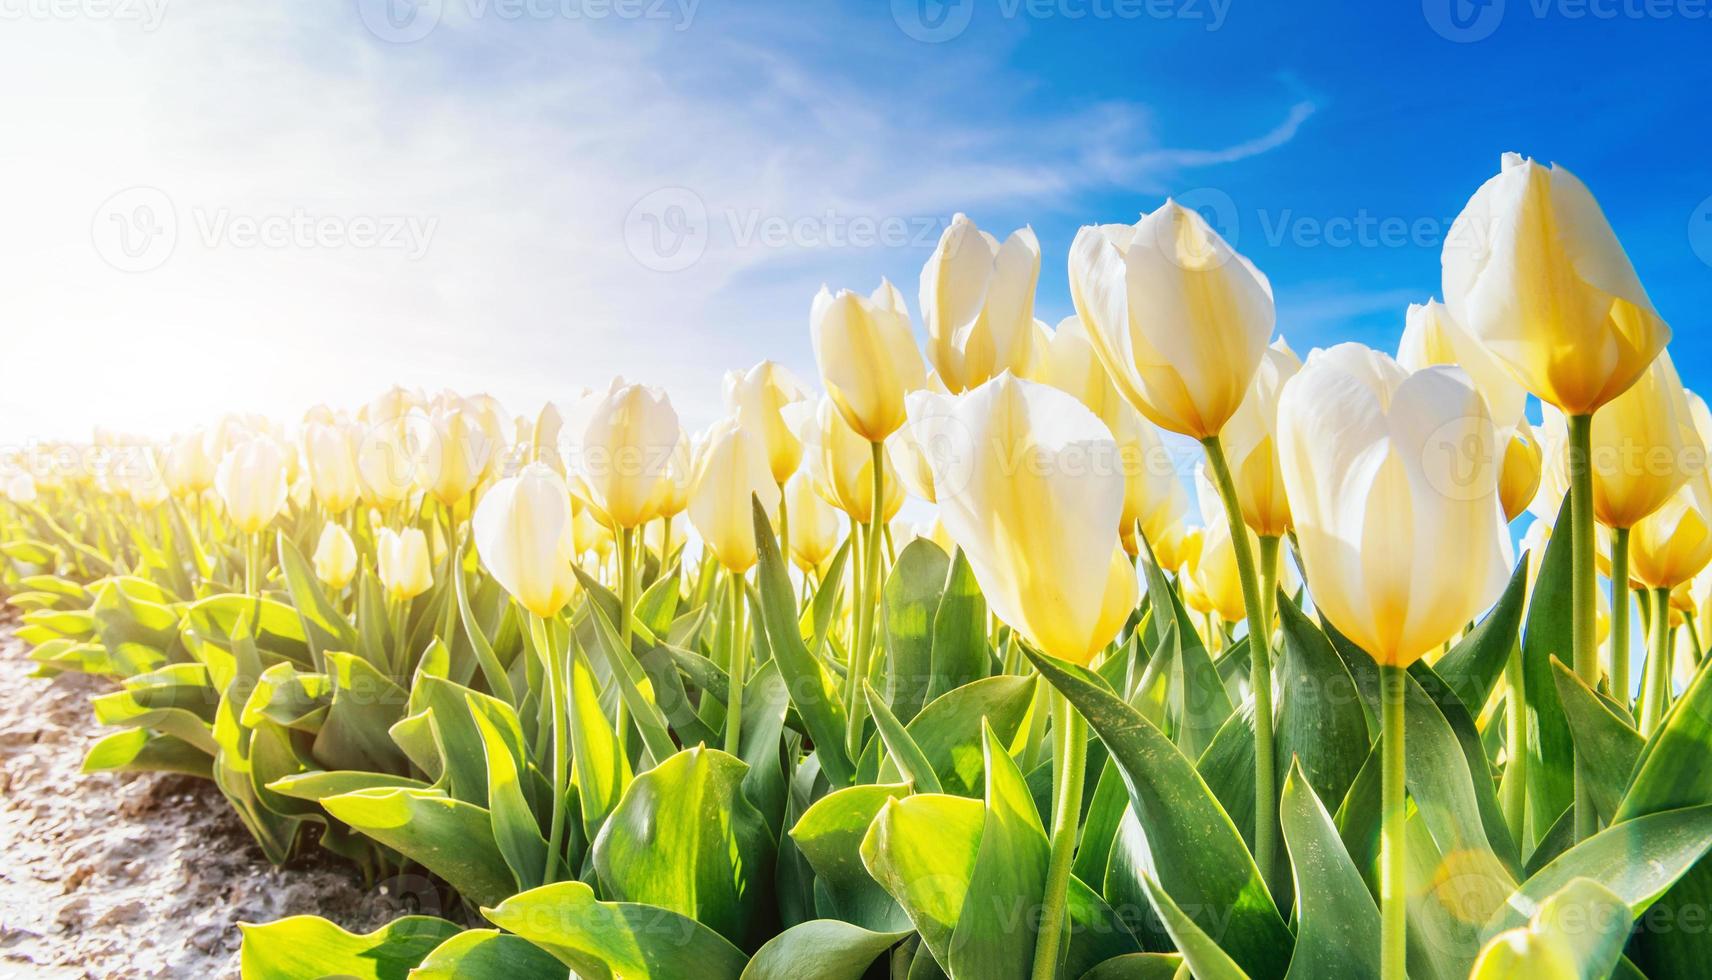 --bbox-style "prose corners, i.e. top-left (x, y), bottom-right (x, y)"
top-left (5, 155), bottom-right (1712, 980)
